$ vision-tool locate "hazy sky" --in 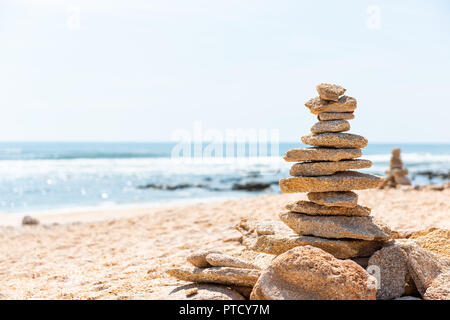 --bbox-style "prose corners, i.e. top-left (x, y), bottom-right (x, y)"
top-left (1, 0), bottom-right (449, 142)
